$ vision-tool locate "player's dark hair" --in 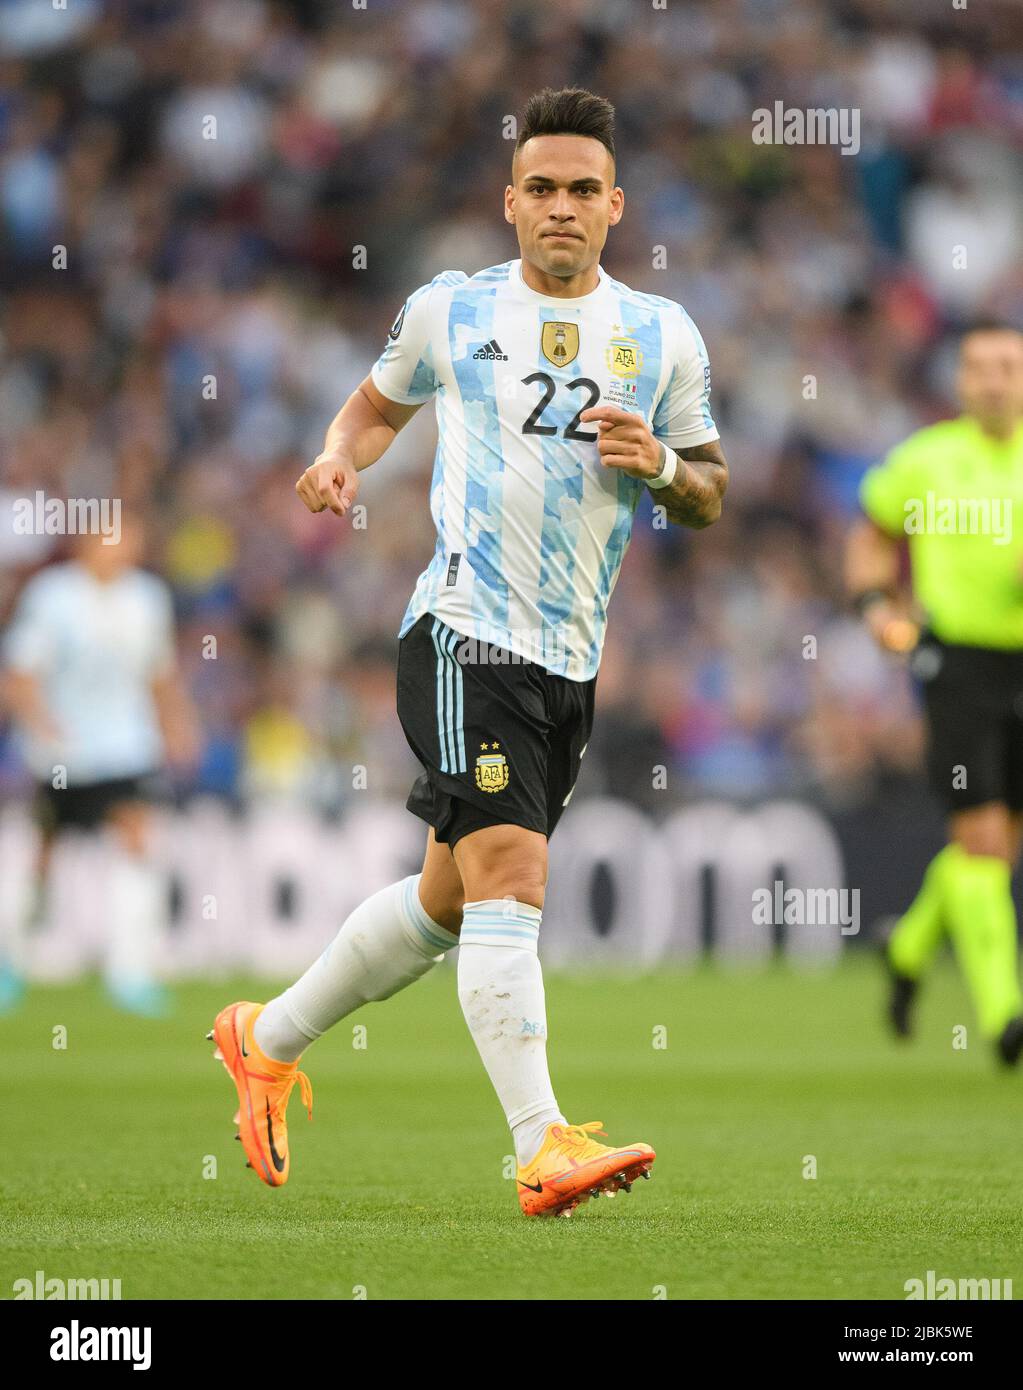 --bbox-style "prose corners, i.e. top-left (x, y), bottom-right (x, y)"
top-left (961, 317), bottom-right (1022, 340)
top-left (515, 88), bottom-right (616, 166)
